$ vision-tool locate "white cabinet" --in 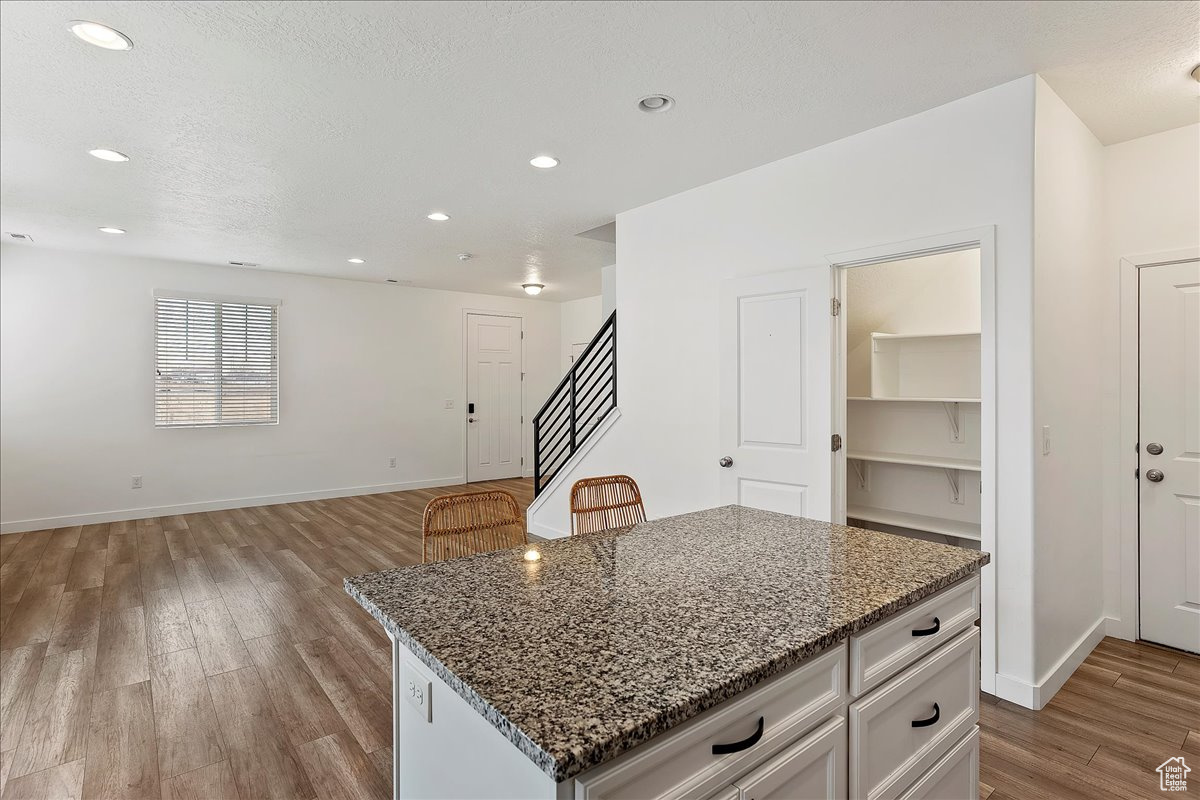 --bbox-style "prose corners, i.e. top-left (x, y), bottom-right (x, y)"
top-left (575, 645), bottom-right (847, 800)
top-left (848, 629), bottom-right (980, 800)
top-left (572, 576), bottom-right (982, 800)
top-left (896, 729), bottom-right (980, 800)
top-left (730, 716), bottom-right (846, 800)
